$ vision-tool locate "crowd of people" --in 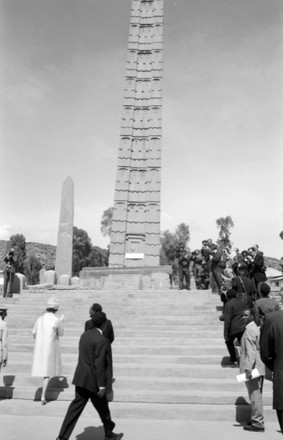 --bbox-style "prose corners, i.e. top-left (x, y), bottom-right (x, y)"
top-left (171, 240), bottom-right (268, 298)
top-left (0, 295), bottom-right (123, 440)
top-left (1, 245), bottom-right (283, 436)
top-left (222, 284), bottom-right (283, 433)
